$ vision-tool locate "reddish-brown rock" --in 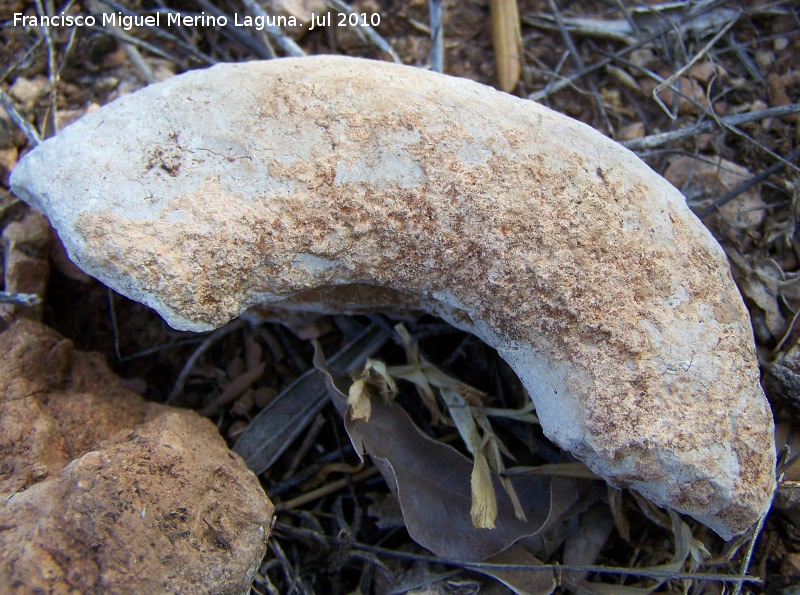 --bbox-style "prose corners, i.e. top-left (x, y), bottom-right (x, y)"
top-left (0, 320), bottom-right (272, 594)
